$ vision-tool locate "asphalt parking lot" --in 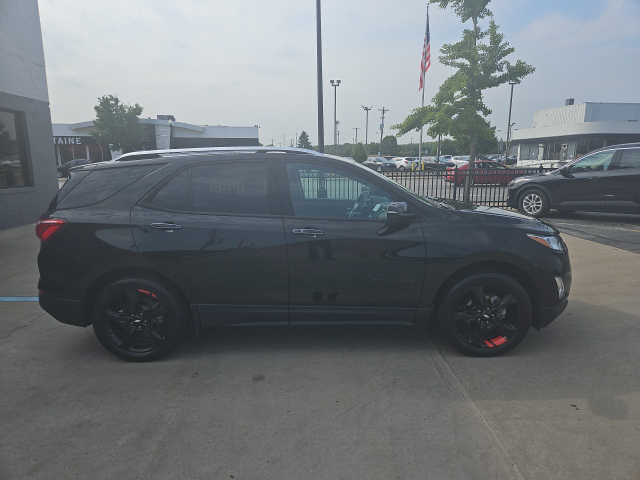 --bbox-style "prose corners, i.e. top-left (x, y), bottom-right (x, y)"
top-left (1, 212), bottom-right (639, 479)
